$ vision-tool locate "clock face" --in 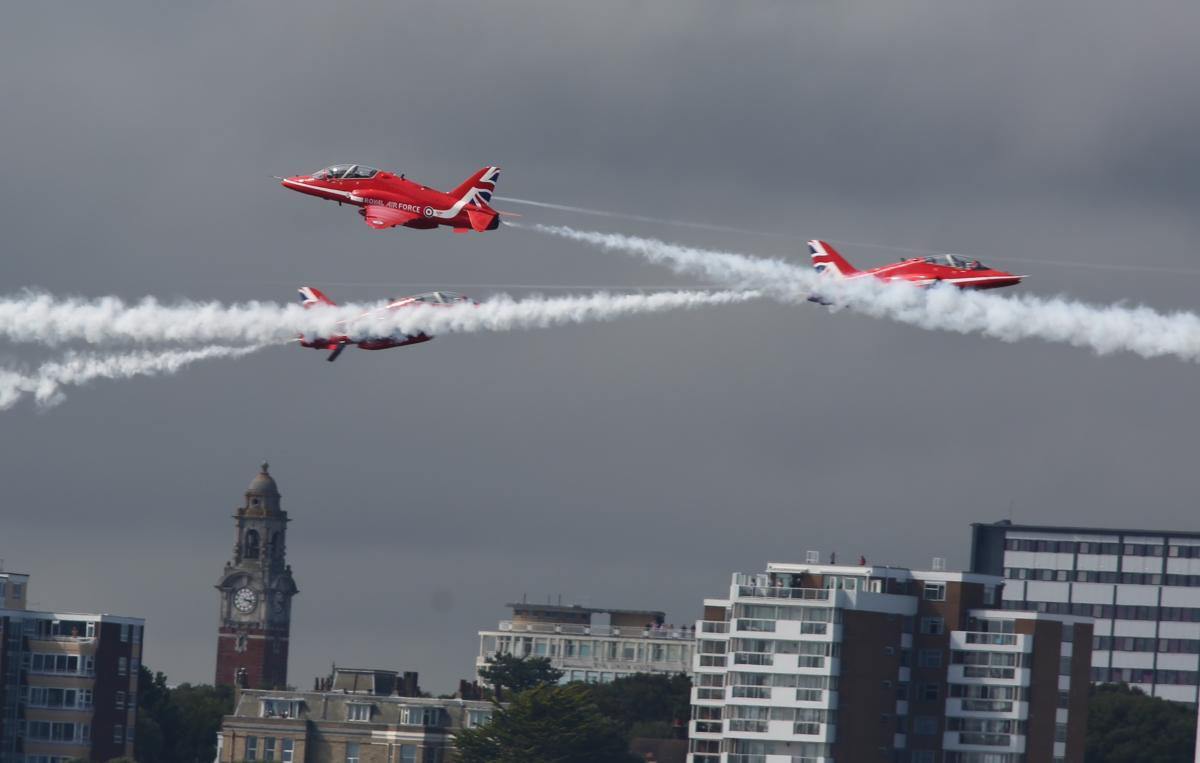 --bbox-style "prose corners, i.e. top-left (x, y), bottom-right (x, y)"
top-left (233, 587), bottom-right (258, 613)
